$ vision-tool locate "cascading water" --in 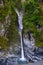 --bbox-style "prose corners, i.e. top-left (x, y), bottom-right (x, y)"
top-left (0, 0), bottom-right (43, 64)
top-left (15, 9), bottom-right (27, 62)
